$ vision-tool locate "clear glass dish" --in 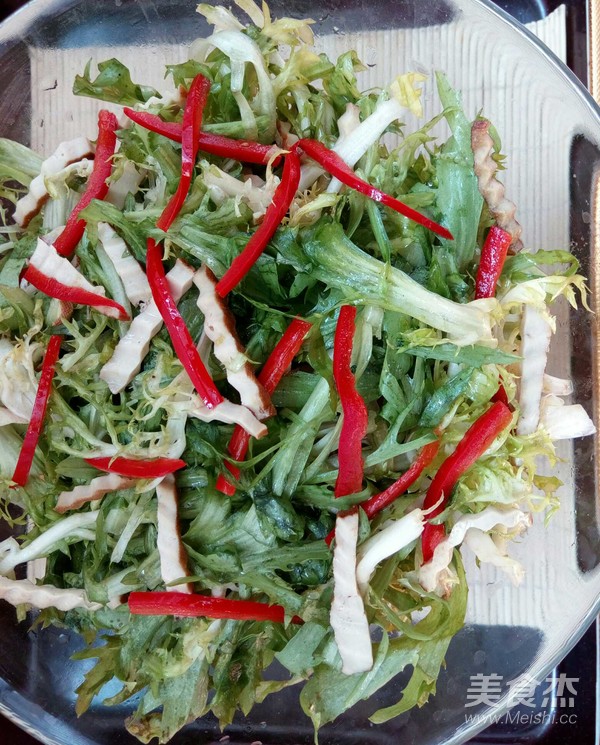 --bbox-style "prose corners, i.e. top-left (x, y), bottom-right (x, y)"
top-left (0, 1), bottom-right (599, 743)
